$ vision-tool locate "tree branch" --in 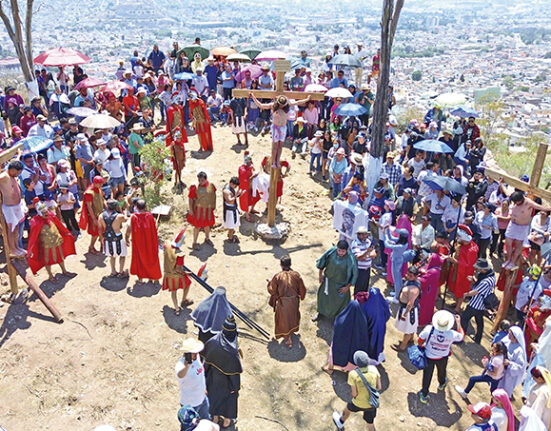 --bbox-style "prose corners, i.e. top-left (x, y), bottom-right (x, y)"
top-left (24, 0), bottom-right (34, 69)
top-left (0, 1), bottom-right (17, 42)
